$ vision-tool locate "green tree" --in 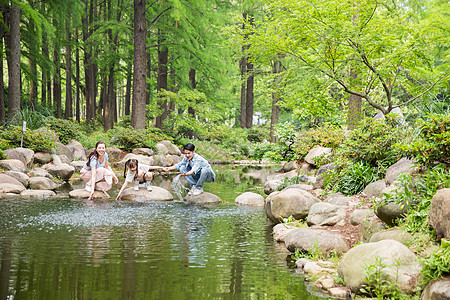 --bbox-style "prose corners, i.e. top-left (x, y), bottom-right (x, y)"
top-left (250, 0), bottom-right (449, 119)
